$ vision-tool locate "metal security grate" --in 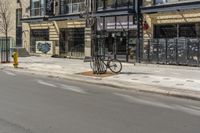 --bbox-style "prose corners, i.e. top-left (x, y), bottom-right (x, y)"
top-left (138, 38), bottom-right (200, 67)
top-left (0, 37), bottom-right (13, 63)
